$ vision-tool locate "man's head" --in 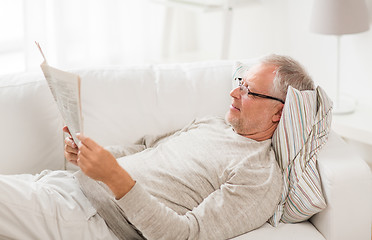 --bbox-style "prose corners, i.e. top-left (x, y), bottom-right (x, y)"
top-left (225, 54), bottom-right (315, 141)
